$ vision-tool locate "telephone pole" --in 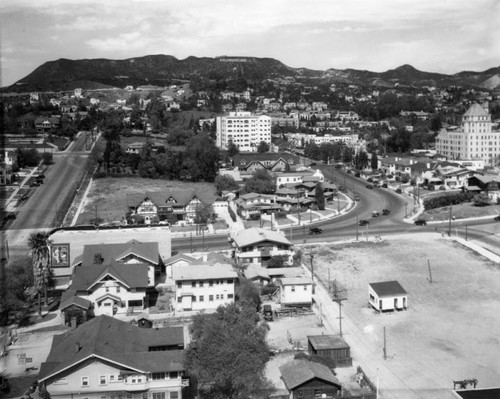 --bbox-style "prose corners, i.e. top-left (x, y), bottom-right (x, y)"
top-left (383, 326), bottom-right (387, 360)
top-left (309, 252), bottom-right (315, 294)
top-left (332, 297), bottom-right (347, 337)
